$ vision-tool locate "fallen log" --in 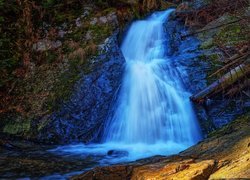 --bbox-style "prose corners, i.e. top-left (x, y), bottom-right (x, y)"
top-left (209, 52), bottom-right (249, 78)
top-left (190, 62), bottom-right (250, 103)
top-left (224, 46), bottom-right (249, 63)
